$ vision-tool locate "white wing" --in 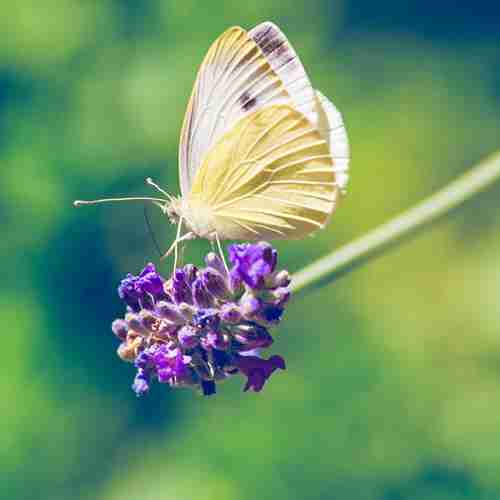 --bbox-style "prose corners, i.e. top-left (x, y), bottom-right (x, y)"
top-left (178, 26), bottom-right (292, 196)
top-left (178, 23), bottom-right (350, 198)
top-left (315, 90), bottom-right (350, 192)
top-left (248, 22), bottom-right (317, 126)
